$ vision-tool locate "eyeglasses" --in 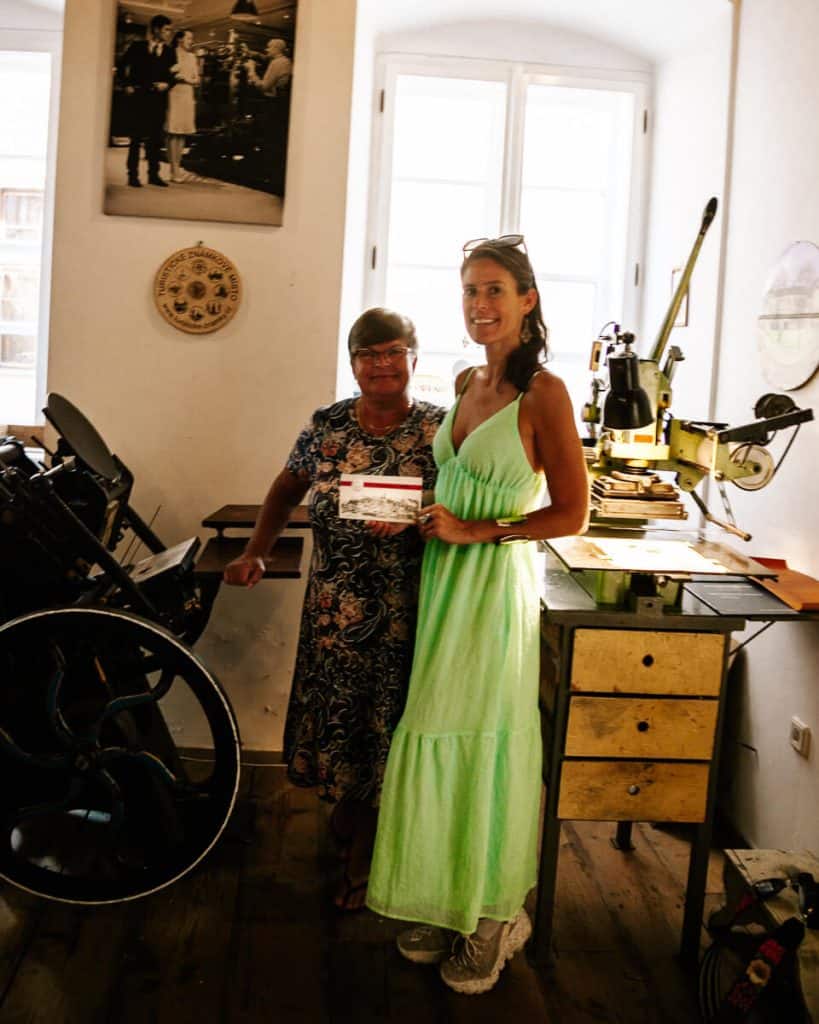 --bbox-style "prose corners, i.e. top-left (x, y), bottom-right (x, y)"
top-left (462, 233), bottom-right (527, 255)
top-left (352, 345), bottom-right (412, 364)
